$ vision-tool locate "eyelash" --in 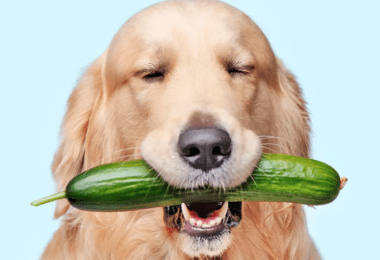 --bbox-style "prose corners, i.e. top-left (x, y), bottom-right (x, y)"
top-left (143, 70), bottom-right (165, 82)
top-left (228, 68), bottom-right (246, 75)
top-left (227, 63), bottom-right (254, 77)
